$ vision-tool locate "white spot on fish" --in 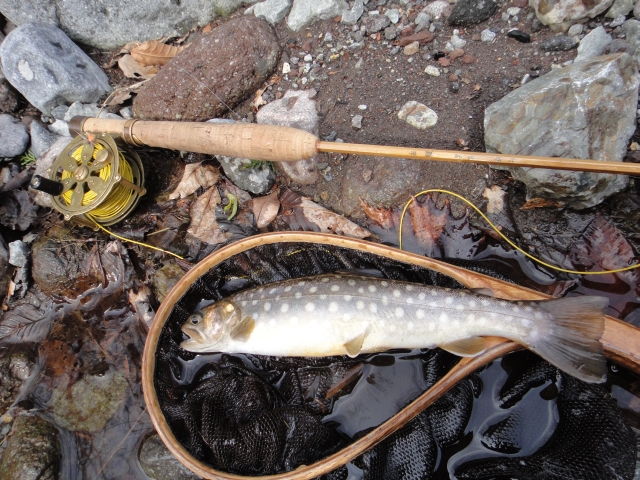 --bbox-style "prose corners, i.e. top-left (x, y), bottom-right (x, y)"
top-left (525, 306), bottom-right (533, 312)
top-left (321, 277), bottom-right (330, 283)
top-left (331, 285), bottom-right (340, 292)
top-left (512, 306), bottom-right (520, 313)
top-left (284, 285), bottom-right (292, 292)
top-left (407, 298), bottom-right (414, 304)
top-left (252, 312), bottom-right (260, 320)
top-left (344, 295), bottom-right (352, 301)
top-left (439, 312), bottom-right (448, 322)
top-left (252, 300), bottom-right (258, 306)
top-left (381, 281), bottom-right (389, 287)
top-left (368, 285), bottom-right (377, 293)
top-left (517, 301), bottom-right (524, 306)
top-left (305, 303), bottom-right (315, 312)
top-left (295, 292), bottom-right (302, 299)
top-left (382, 296), bottom-right (389, 306)
top-left (264, 302), bottom-right (271, 312)
top-left (241, 301), bottom-right (247, 307)
top-left (258, 288), bottom-right (264, 293)
top-left (329, 302), bottom-right (339, 312)
top-left (358, 287), bottom-right (364, 294)
top-left (535, 311), bottom-right (545, 319)
top-left (428, 322), bottom-right (436, 332)
top-left (416, 310), bottom-right (425, 319)
top-left (320, 294), bottom-right (327, 300)
top-left (309, 286), bottom-right (318, 293)
top-left (500, 301), bottom-right (508, 307)
top-left (429, 302), bottom-right (438, 308)
top-left (408, 322), bottom-right (414, 330)
top-left (430, 290), bottom-right (438, 296)
top-left (356, 301), bottom-right (365, 310)
top-left (406, 285), bottom-right (414, 291)
top-left (455, 305), bottom-right (464, 310)
top-left (298, 281), bottom-right (306, 286)
top-left (393, 290), bottom-right (401, 298)
top-left (275, 296), bottom-right (281, 302)
top-left (395, 307), bottom-right (404, 317)
top-left (522, 319), bottom-right (532, 328)
top-left (445, 297), bottom-right (453, 305)
top-left (270, 288), bottom-right (277, 294)
top-left (468, 300), bottom-right (477, 308)
top-left (369, 303), bottom-right (378, 313)
top-left (280, 304), bottom-right (289, 313)
top-left (348, 279), bottom-right (356, 286)
top-left (418, 293), bottom-right (426, 300)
